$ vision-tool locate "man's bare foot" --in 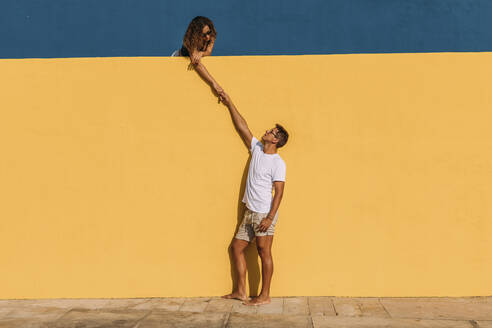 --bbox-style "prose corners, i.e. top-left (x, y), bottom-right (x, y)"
top-left (222, 292), bottom-right (248, 301)
top-left (243, 296), bottom-right (271, 306)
